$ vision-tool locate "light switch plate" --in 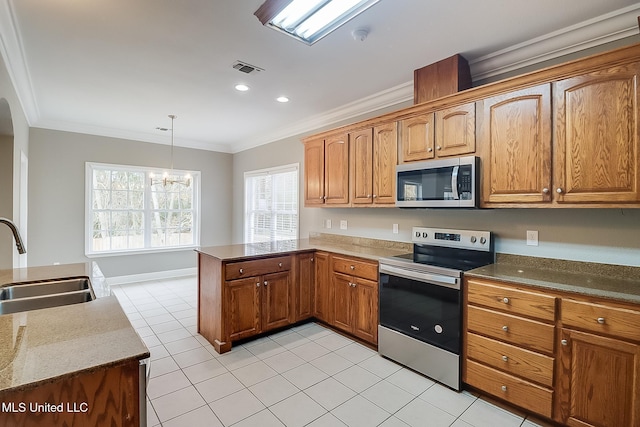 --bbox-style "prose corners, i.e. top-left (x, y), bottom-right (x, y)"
top-left (340, 220), bottom-right (348, 230)
top-left (393, 224), bottom-right (399, 234)
top-left (325, 219), bottom-right (332, 229)
top-left (526, 230), bottom-right (539, 246)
